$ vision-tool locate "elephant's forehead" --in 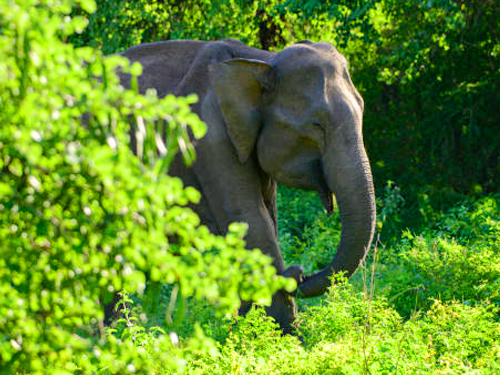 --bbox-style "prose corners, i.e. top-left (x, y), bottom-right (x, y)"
top-left (273, 63), bottom-right (333, 110)
top-left (270, 45), bottom-right (358, 121)
top-left (269, 82), bottom-right (331, 125)
top-left (274, 44), bottom-right (347, 79)
top-left (273, 52), bottom-right (346, 101)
